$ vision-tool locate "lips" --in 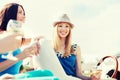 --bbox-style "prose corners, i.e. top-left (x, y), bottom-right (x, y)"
top-left (60, 31), bottom-right (67, 35)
